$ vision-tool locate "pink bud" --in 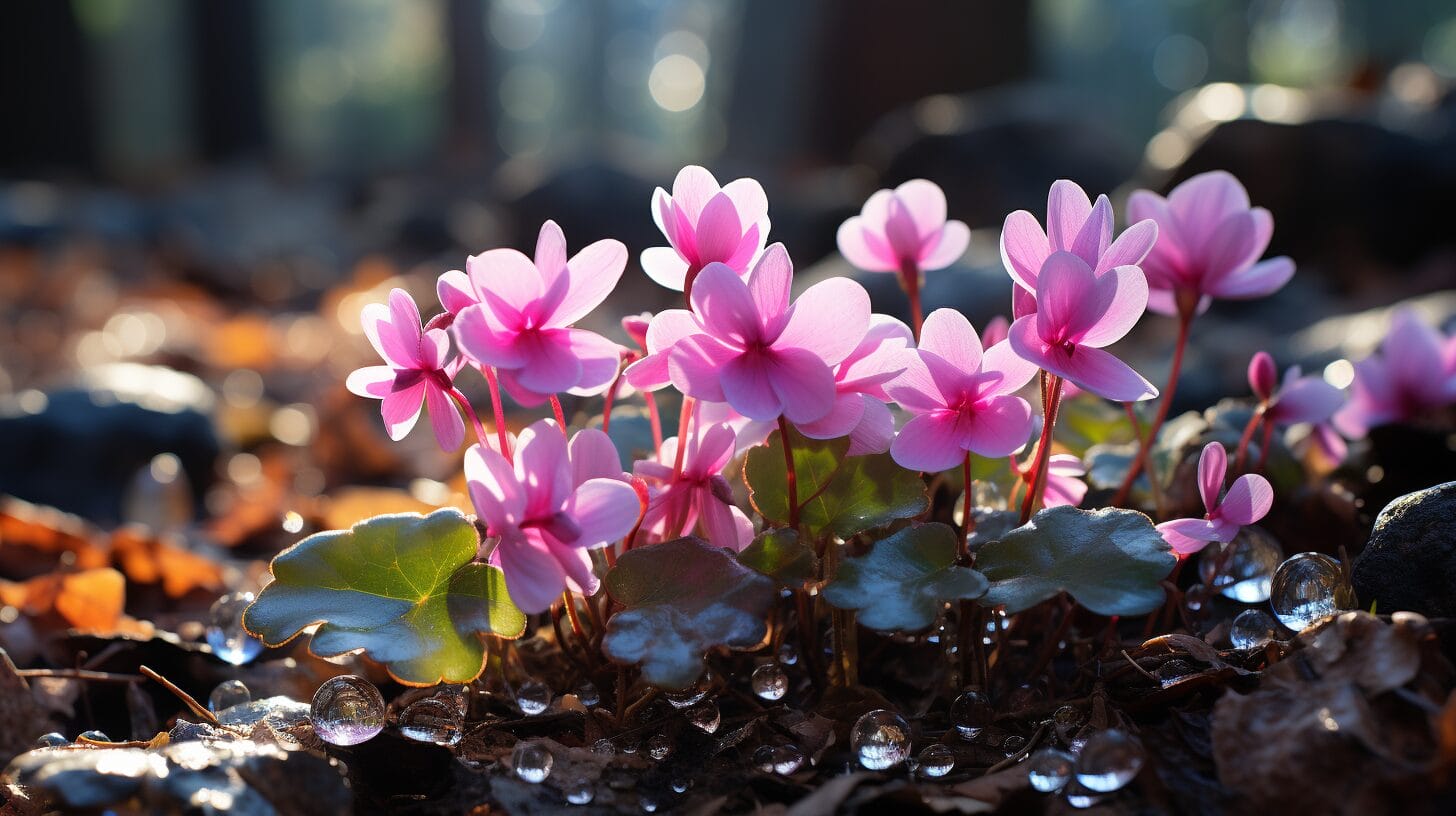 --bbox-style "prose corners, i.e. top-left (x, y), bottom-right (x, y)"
top-left (1248, 351), bottom-right (1278, 402)
top-left (621, 313), bottom-right (652, 351)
